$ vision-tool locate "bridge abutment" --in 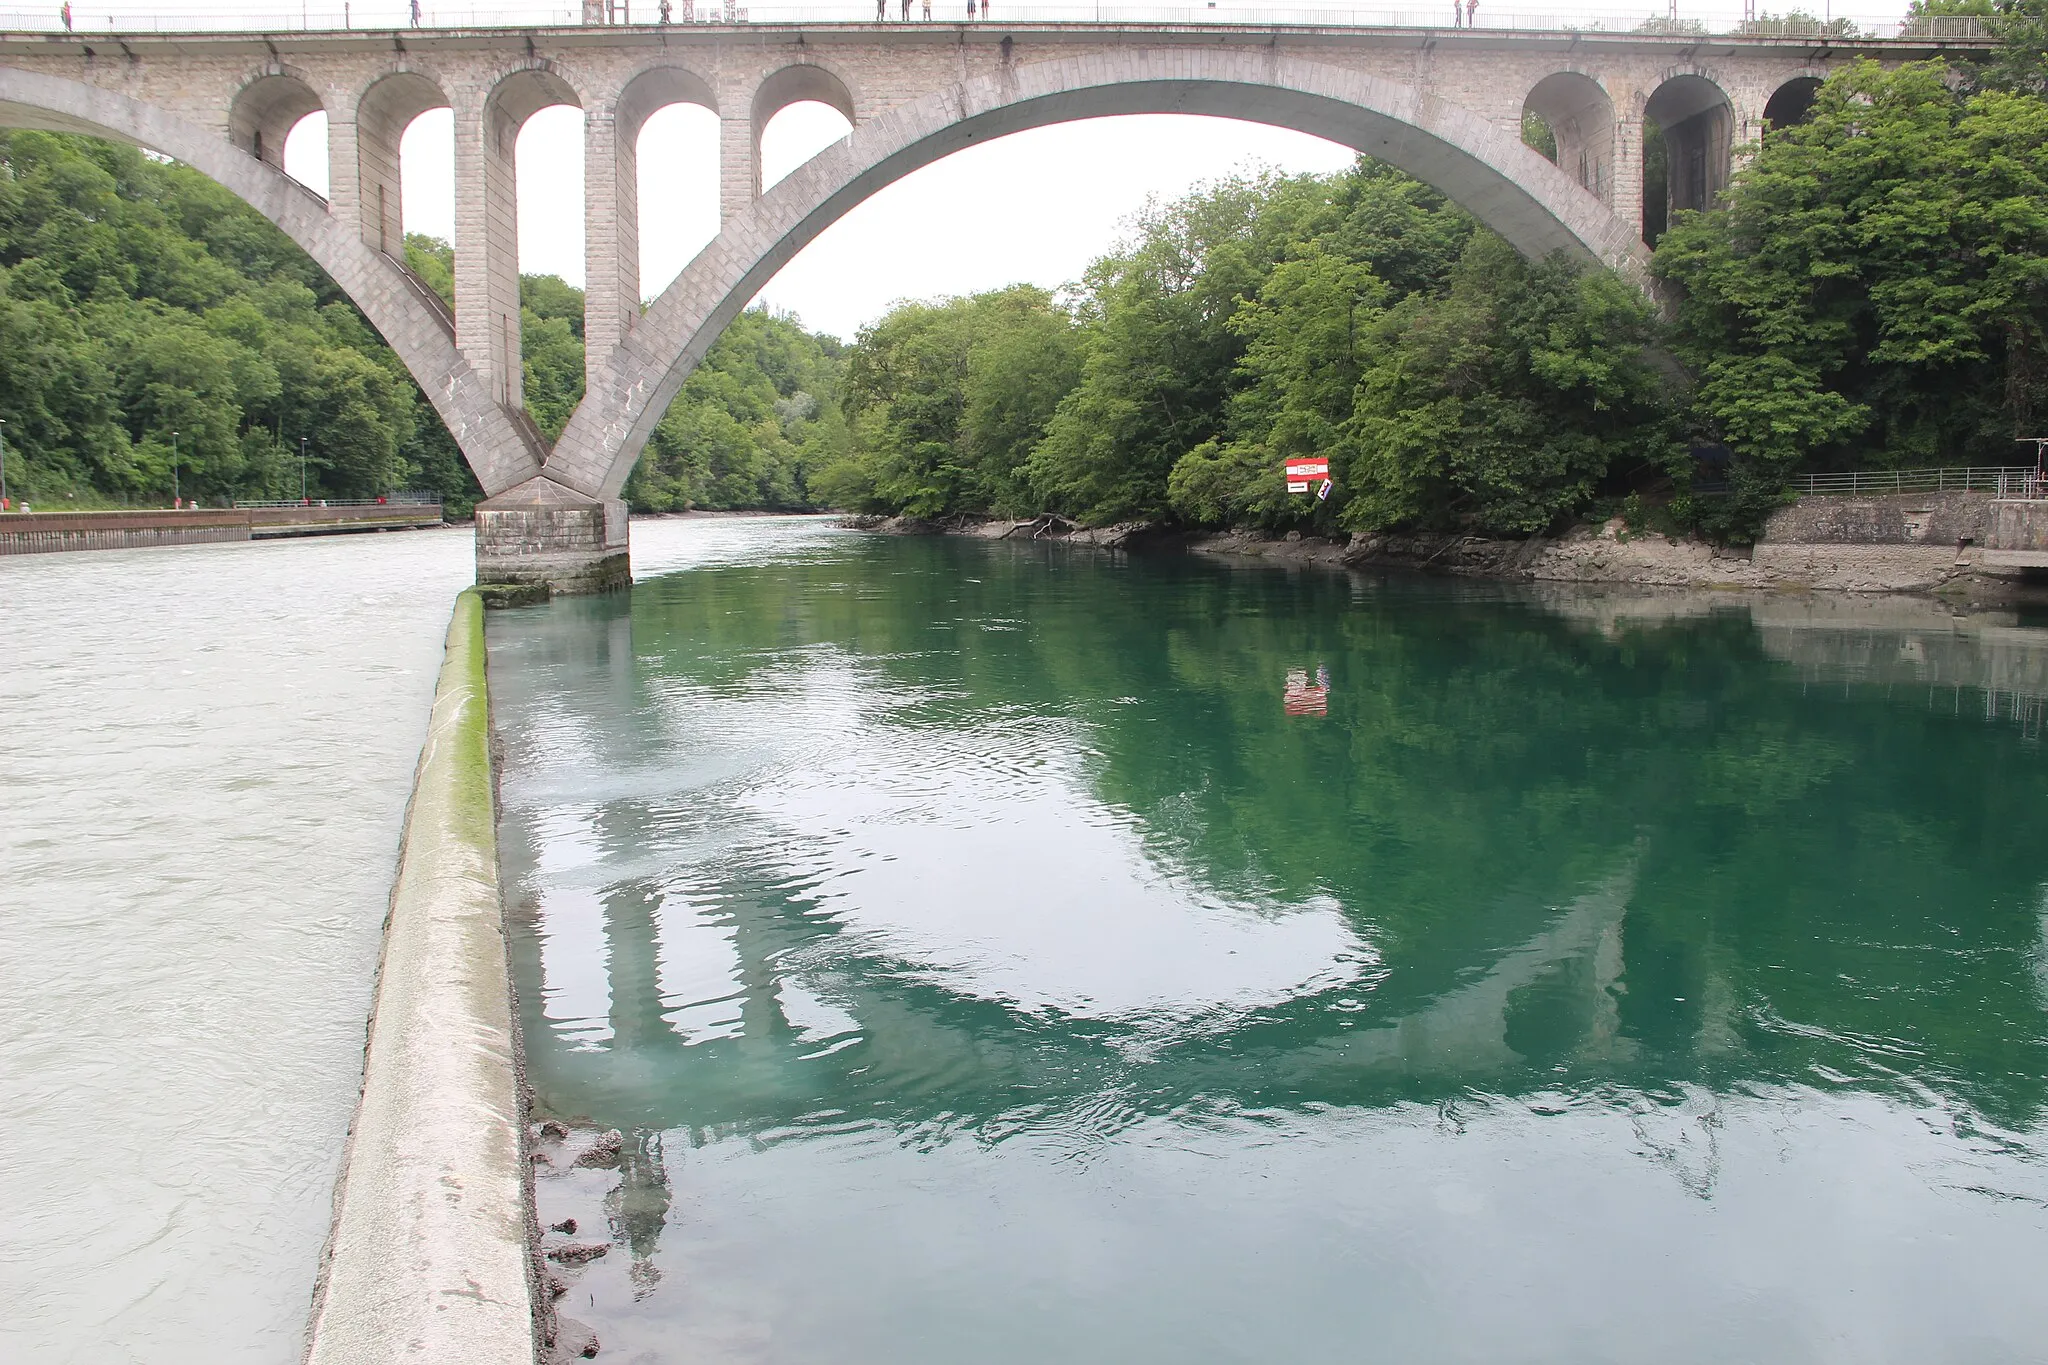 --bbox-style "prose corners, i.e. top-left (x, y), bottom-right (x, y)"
top-left (475, 476), bottom-right (631, 596)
